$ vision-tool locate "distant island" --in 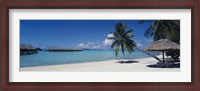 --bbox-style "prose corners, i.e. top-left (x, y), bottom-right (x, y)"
top-left (48, 48), bottom-right (82, 52)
